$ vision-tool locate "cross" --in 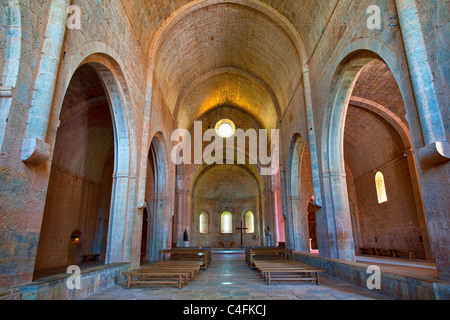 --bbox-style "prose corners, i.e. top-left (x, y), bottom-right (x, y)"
top-left (236, 222), bottom-right (248, 247)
